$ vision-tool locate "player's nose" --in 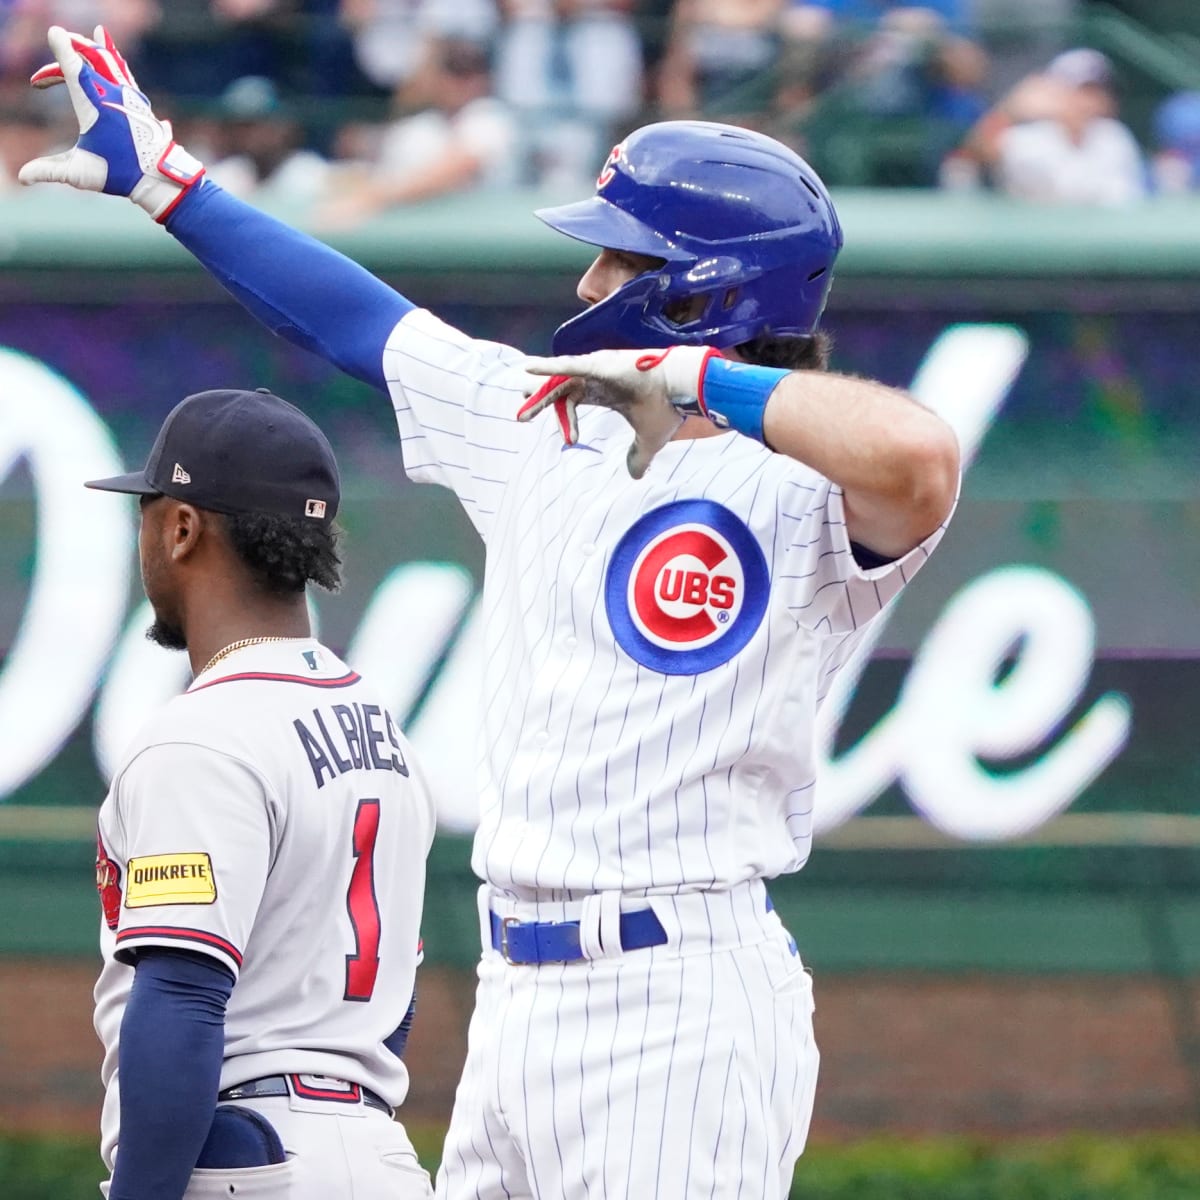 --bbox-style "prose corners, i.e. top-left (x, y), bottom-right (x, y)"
top-left (576, 254), bottom-right (613, 306)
